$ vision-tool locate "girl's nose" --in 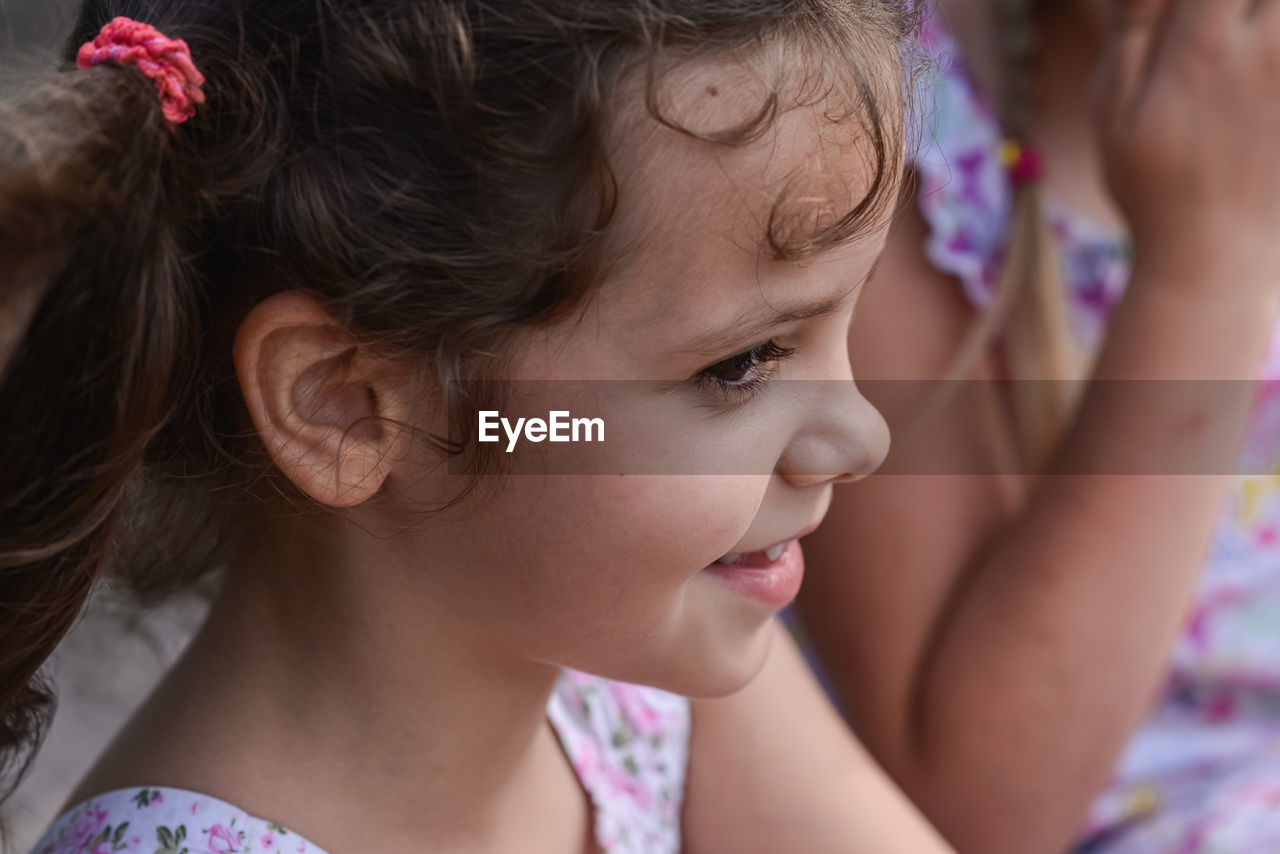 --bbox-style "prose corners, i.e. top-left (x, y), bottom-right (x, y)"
top-left (778, 382), bottom-right (890, 487)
